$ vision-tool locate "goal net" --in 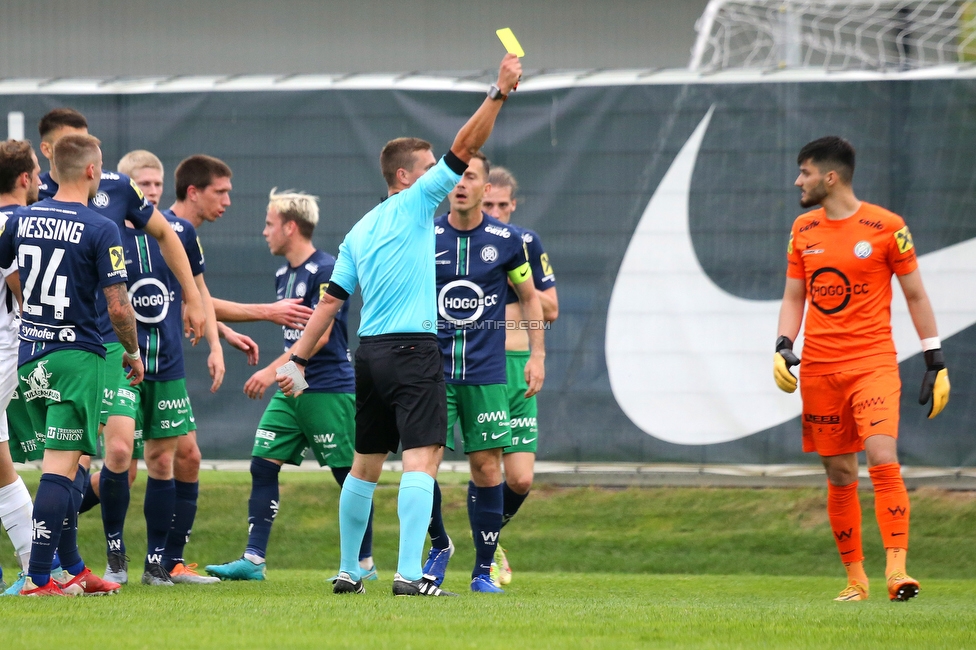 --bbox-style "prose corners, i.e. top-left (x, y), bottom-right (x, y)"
top-left (689, 0), bottom-right (976, 72)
